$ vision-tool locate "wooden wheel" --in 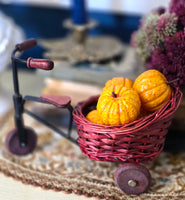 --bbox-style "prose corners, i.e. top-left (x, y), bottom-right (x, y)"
top-left (6, 127), bottom-right (37, 156)
top-left (114, 163), bottom-right (151, 195)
